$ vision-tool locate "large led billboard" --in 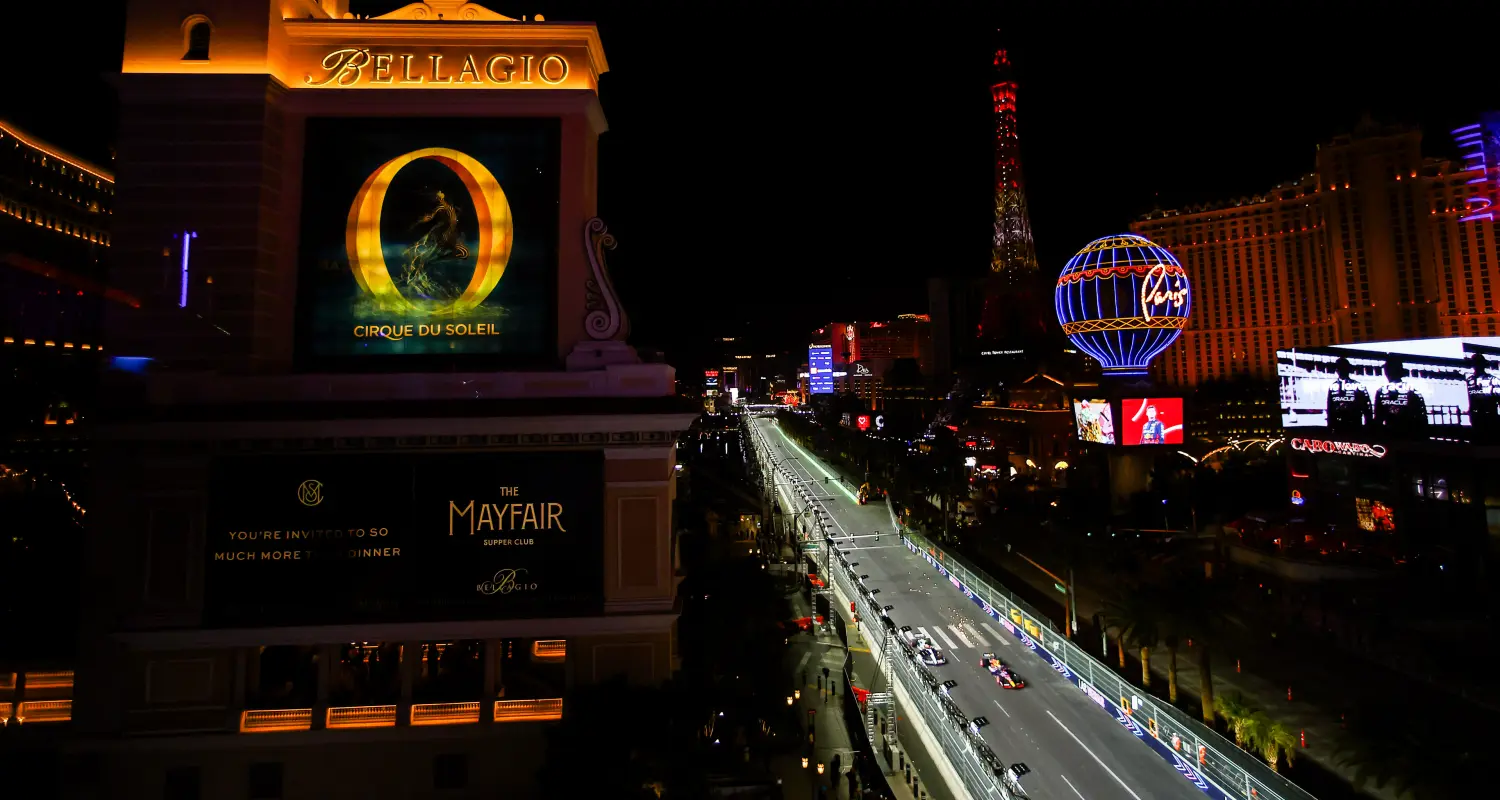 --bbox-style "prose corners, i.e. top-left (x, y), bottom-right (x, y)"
top-left (295, 117), bottom-right (560, 369)
top-left (203, 451), bottom-right (603, 626)
top-left (809, 344), bottom-right (834, 394)
top-left (1072, 399), bottom-right (1116, 444)
top-left (1277, 338), bottom-right (1500, 437)
top-left (1121, 397), bottom-right (1184, 445)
